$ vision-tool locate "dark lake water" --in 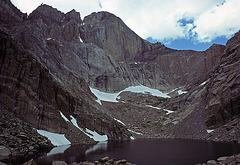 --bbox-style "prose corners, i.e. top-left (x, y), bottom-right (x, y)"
top-left (35, 139), bottom-right (240, 165)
